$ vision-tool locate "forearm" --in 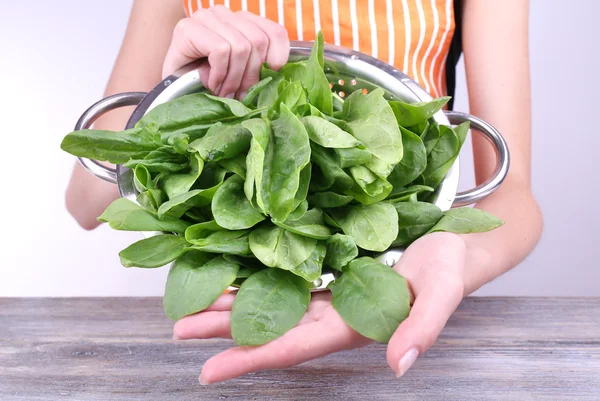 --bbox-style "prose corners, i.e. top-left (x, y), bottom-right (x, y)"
top-left (66, 0), bottom-right (184, 229)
